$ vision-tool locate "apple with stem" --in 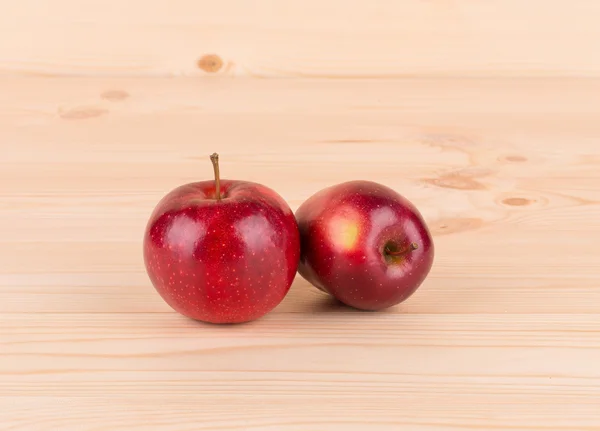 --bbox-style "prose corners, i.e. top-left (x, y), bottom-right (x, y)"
top-left (295, 180), bottom-right (434, 311)
top-left (143, 153), bottom-right (300, 324)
